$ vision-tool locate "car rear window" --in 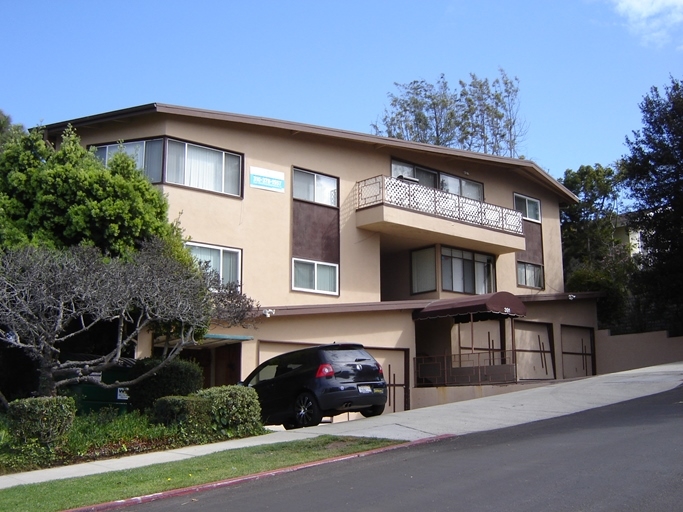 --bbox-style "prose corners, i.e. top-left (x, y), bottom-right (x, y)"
top-left (322, 348), bottom-right (373, 364)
